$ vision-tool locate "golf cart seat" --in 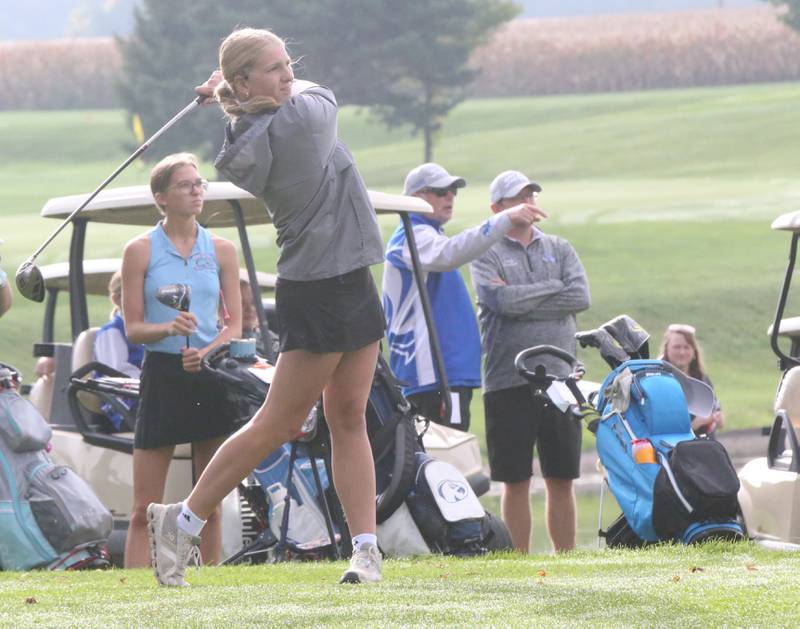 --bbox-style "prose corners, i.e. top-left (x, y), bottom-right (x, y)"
top-left (71, 328), bottom-right (102, 414)
top-left (775, 366), bottom-right (800, 433)
top-left (67, 327), bottom-right (141, 454)
top-left (28, 373), bottom-right (54, 420)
